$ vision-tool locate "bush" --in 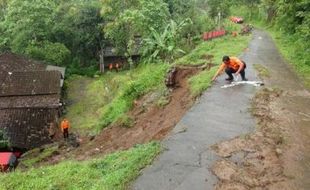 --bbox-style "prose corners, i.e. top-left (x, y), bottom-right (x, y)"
top-left (26, 41), bottom-right (71, 66)
top-left (66, 59), bottom-right (99, 77)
